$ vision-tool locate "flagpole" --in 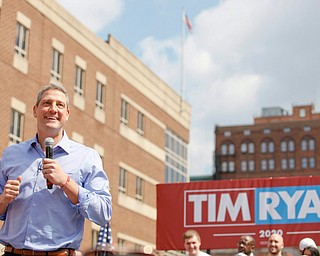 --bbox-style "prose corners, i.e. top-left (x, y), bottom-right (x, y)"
top-left (180, 6), bottom-right (186, 114)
